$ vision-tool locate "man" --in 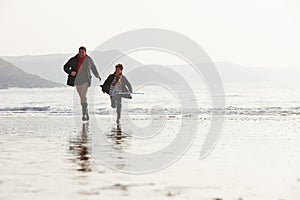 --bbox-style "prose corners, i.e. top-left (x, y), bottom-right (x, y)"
top-left (63, 46), bottom-right (101, 121)
top-left (101, 64), bottom-right (132, 124)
